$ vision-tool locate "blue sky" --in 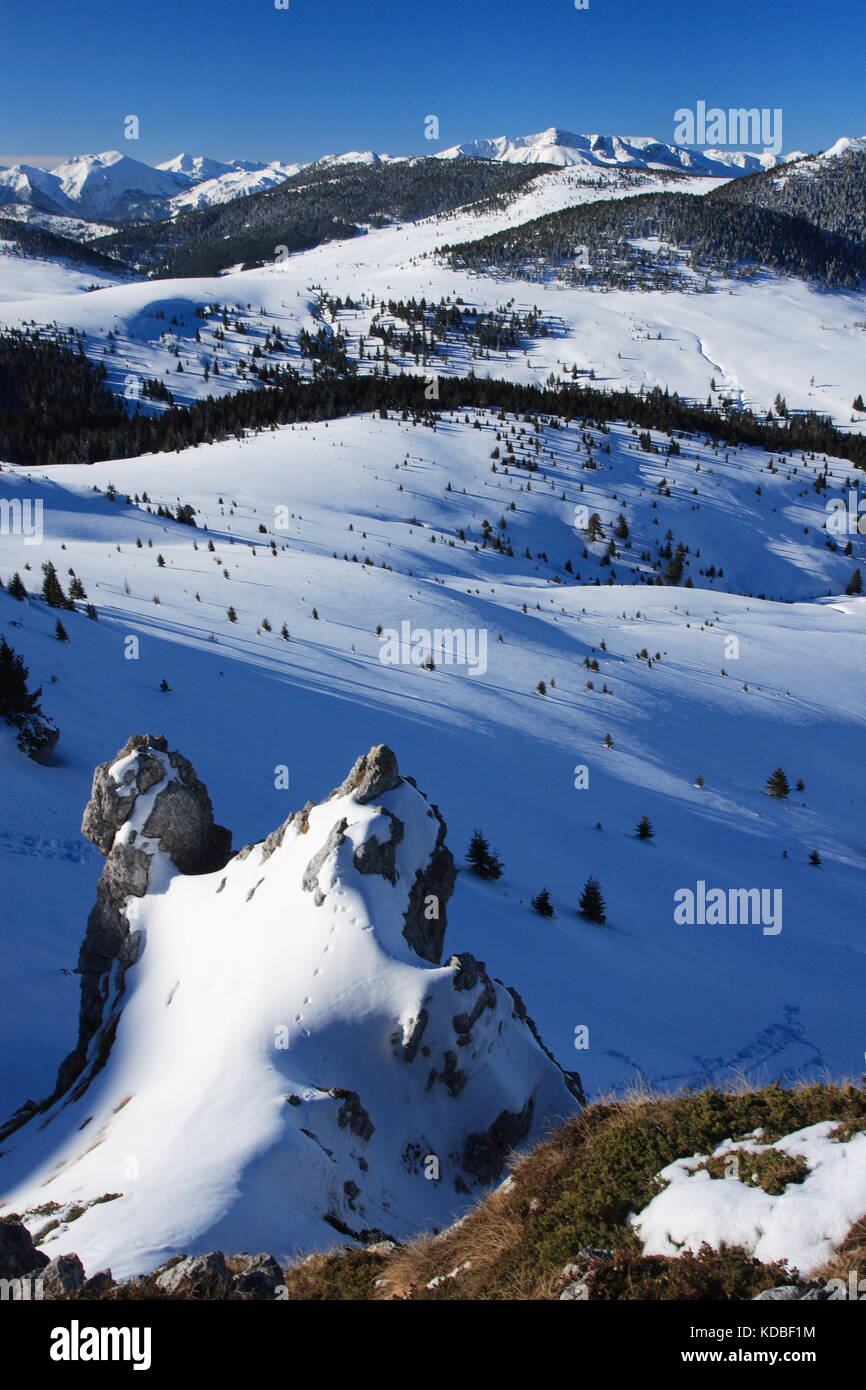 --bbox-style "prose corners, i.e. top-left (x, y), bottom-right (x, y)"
top-left (1, 0), bottom-right (862, 166)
